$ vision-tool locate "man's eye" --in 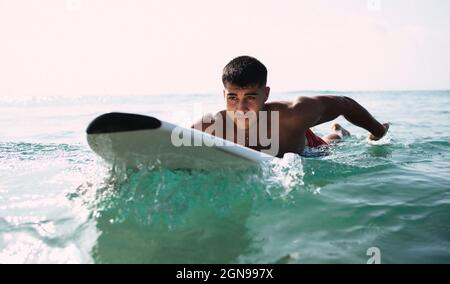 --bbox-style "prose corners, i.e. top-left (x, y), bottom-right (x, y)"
top-left (228, 97), bottom-right (237, 101)
top-left (247, 96), bottom-right (256, 100)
